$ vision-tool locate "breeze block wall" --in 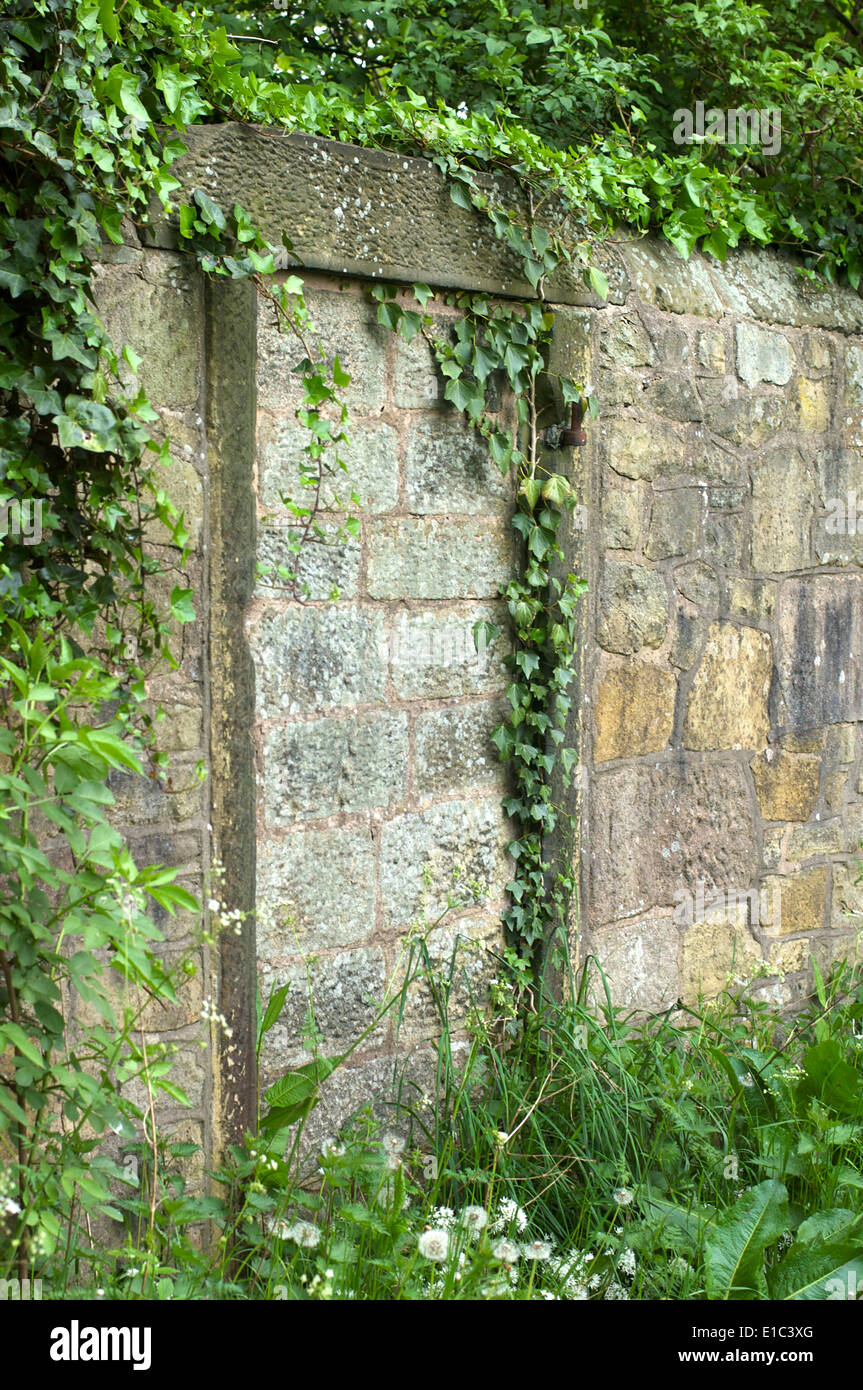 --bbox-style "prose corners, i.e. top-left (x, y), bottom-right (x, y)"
top-left (87, 124), bottom-right (863, 1166)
